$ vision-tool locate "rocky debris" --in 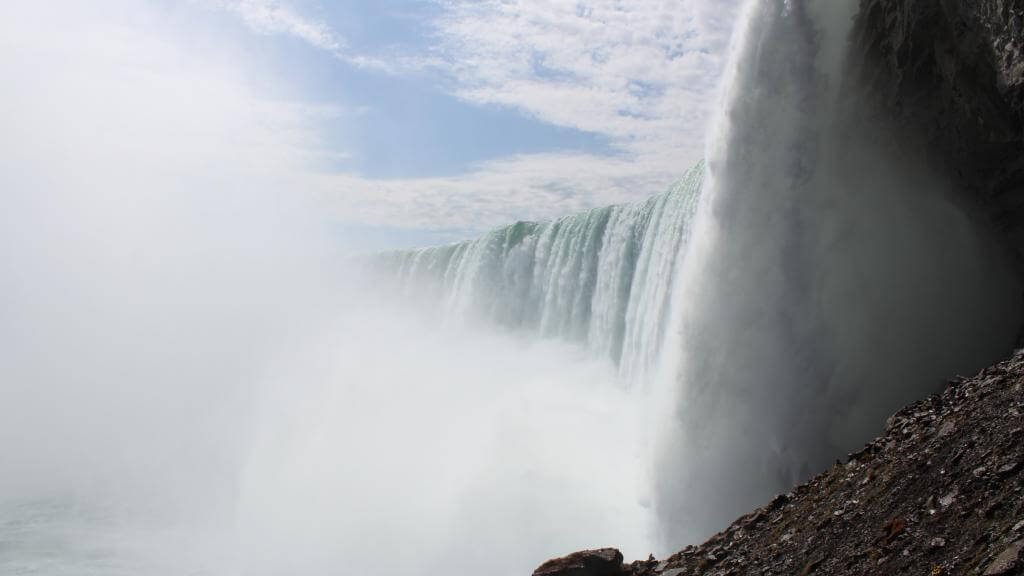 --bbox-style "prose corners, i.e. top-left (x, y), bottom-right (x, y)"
top-left (533, 548), bottom-right (627, 576)
top-left (849, 0), bottom-right (1024, 255)
top-left (533, 349), bottom-right (1024, 575)
top-left (985, 540), bottom-right (1024, 575)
